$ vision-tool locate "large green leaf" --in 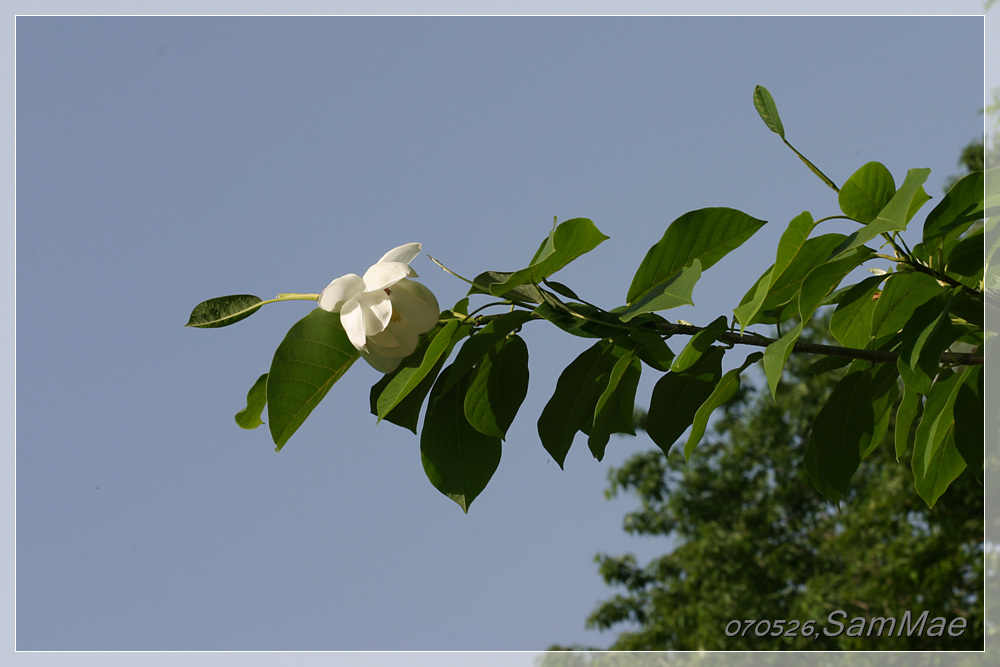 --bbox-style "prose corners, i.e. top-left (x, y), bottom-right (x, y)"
top-left (944, 228), bottom-right (984, 280)
top-left (485, 218), bottom-right (609, 297)
top-left (913, 368), bottom-right (966, 476)
top-left (913, 429), bottom-right (966, 508)
top-left (804, 371), bottom-right (874, 501)
top-left (832, 168), bottom-right (931, 257)
top-left (537, 341), bottom-right (618, 468)
top-left (829, 274), bottom-right (885, 348)
top-left (922, 170), bottom-right (985, 252)
top-left (684, 352), bottom-right (762, 460)
top-left (620, 260), bottom-right (702, 322)
top-left (838, 161), bottom-right (896, 223)
top-left (420, 366), bottom-right (502, 513)
top-left (870, 272), bottom-right (944, 339)
top-left (588, 346), bottom-right (642, 461)
top-left (267, 308), bottom-right (360, 450)
top-left (464, 334), bottom-right (529, 439)
top-left (234, 373), bottom-right (268, 430)
top-left (627, 208), bottom-right (766, 305)
top-left (733, 211), bottom-right (815, 330)
top-left (644, 346), bottom-right (724, 457)
top-left (186, 294), bottom-right (264, 328)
